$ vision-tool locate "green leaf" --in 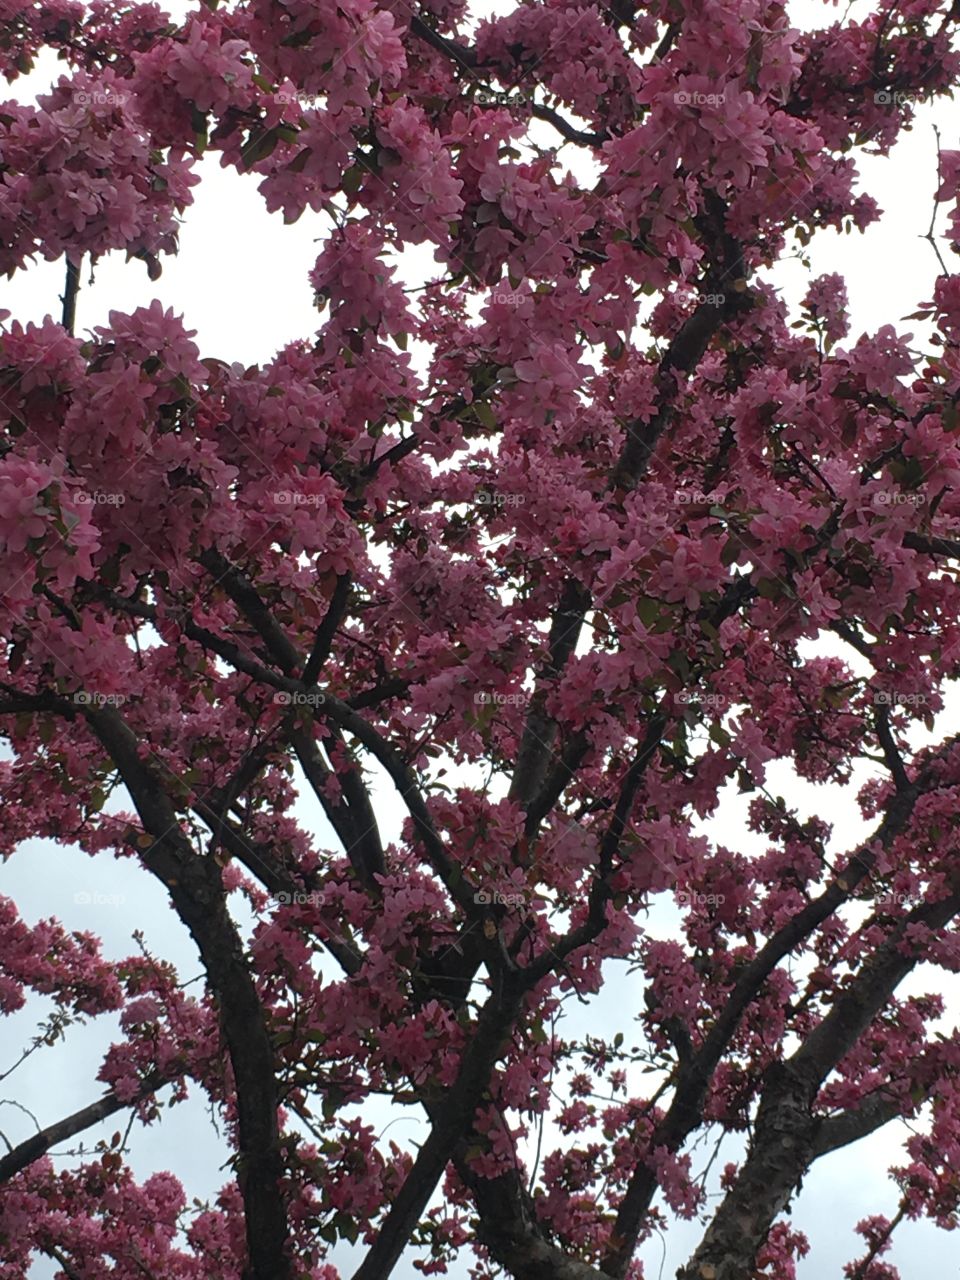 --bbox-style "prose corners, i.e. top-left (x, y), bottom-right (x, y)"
top-left (721, 538), bottom-right (741, 567)
top-left (634, 597), bottom-right (661, 627)
top-left (322, 1085), bottom-right (345, 1120)
top-left (334, 1212), bottom-right (359, 1244)
top-left (667, 649), bottom-right (691, 681)
top-left (280, 28), bottom-right (314, 47)
top-left (240, 127), bottom-right (282, 170)
top-left (286, 147), bottom-right (311, 175)
top-left (473, 401), bottom-right (497, 429)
